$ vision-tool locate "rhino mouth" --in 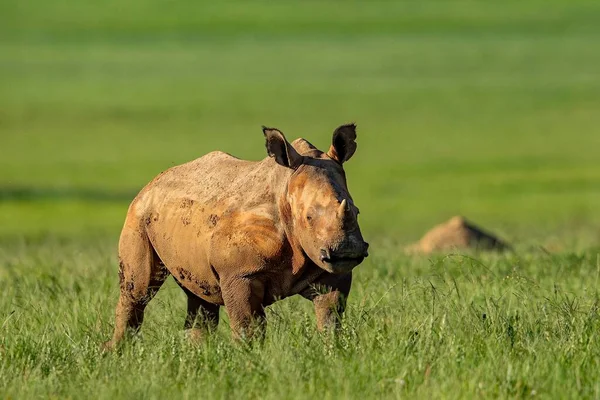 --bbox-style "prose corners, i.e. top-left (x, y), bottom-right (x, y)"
top-left (321, 254), bottom-right (365, 263)
top-left (319, 249), bottom-right (368, 266)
